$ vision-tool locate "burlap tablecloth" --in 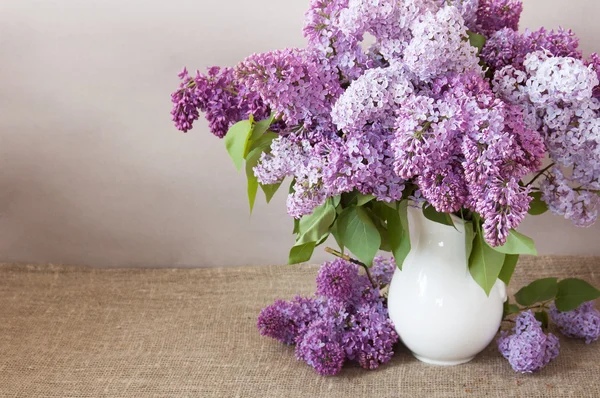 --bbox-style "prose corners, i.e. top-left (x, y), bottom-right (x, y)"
top-left (0, 257), bottom-right (599, 398)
